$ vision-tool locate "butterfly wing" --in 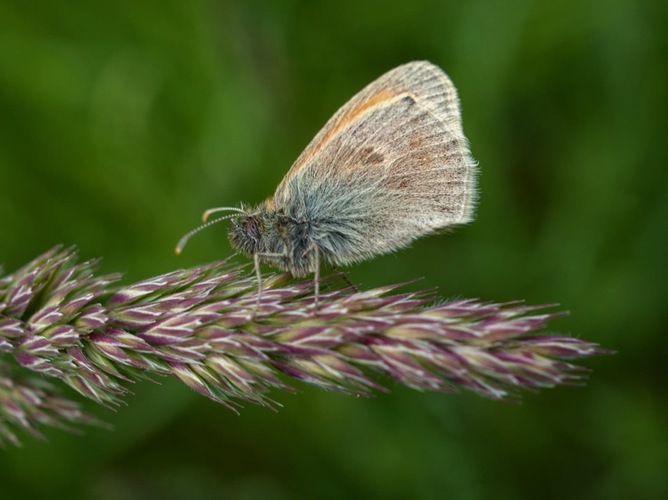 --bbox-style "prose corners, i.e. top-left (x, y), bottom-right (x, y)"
top-left (274, 61), bottom-right (478, 265)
